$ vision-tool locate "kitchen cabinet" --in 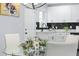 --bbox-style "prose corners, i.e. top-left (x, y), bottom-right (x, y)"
top-left (36, 30), bottom-right (69, 41)
top-left (47, 5), bottom-right (79, 22)
top-left (71, 5), bottom-right (79, 22)
top-left (47, 5), bottom-right (71, 22)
